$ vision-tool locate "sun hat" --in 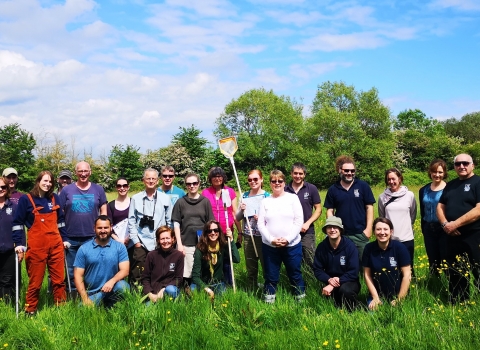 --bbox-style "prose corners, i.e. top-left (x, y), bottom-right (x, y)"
top-left (322, 216), bottom-right (344, 233)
